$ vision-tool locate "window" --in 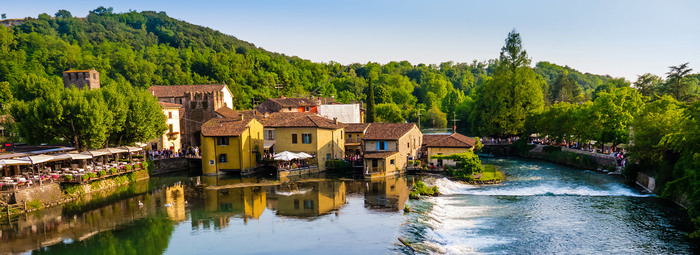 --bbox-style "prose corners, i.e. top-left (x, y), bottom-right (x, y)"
top-left (377, 141), bottom-right (387, 151)
top-left (390, 159), bottom-right (395, 165)
top-left (93, 73), bottom-right (96, 79)
top-left (348, 134), bottom-right (352, 140)
top-left (294, 199), bottom-right (300, 209)
top-left (302, 133), bottom-right (312, 144)
top-left (304, 200), bottom-right (314, 209)
top-left (209, 160), bottom-right (215, 165)
top-left (326, 153), bottom-right (331, 160)
top-left (292, 134), bottom-right (298, 144)
top-left (217, 137), bottom-right (229, 146)
top-left (218, 154), bottom-right (228, 163)
top-left (266, 130), bottom-right (274, 140)
top-left (168, 112), bottom-right (173, 119)
top-left (305, 106), bottom-right (311, 112)
top-left (169, 124), bottom-right (173, 133)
